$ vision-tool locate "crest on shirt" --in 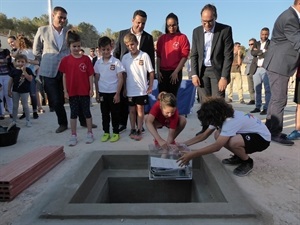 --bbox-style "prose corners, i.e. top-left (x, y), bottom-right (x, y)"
top-left (110, 64), bottom-right (115, 70)
top-left (173, 42), bottom-right (179, 49)
top-left (79, 63), bottom-right (87, 72)
top-left (139, 60), bottom-right (144, 66)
